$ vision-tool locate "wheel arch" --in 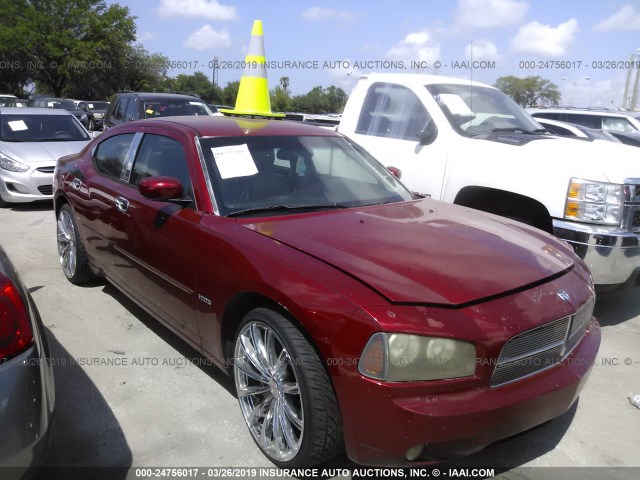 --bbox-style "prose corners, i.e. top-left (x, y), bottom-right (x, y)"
top-left (453, 185), bottom-right (554, 233)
